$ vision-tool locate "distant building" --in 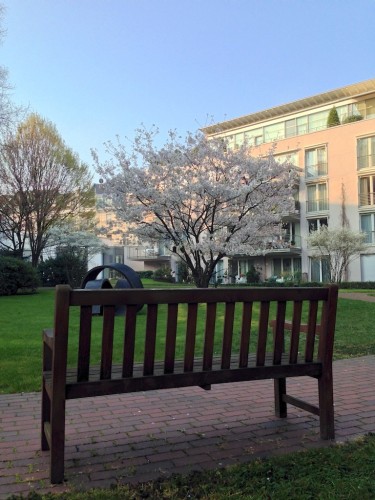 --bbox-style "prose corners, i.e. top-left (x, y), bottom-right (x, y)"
top-left (202, 78), bottom-right (375, 282)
